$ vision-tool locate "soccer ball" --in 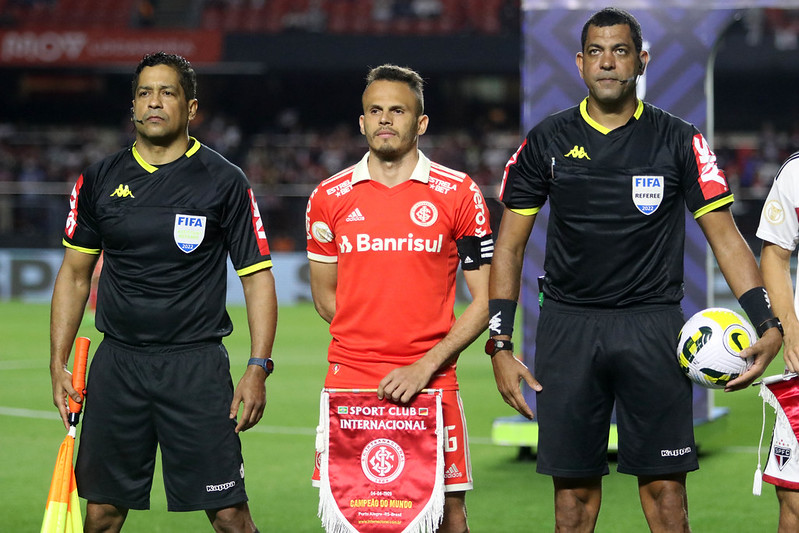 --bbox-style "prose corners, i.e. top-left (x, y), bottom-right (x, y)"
top-left (676, 307), bottom-right (756, 389)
